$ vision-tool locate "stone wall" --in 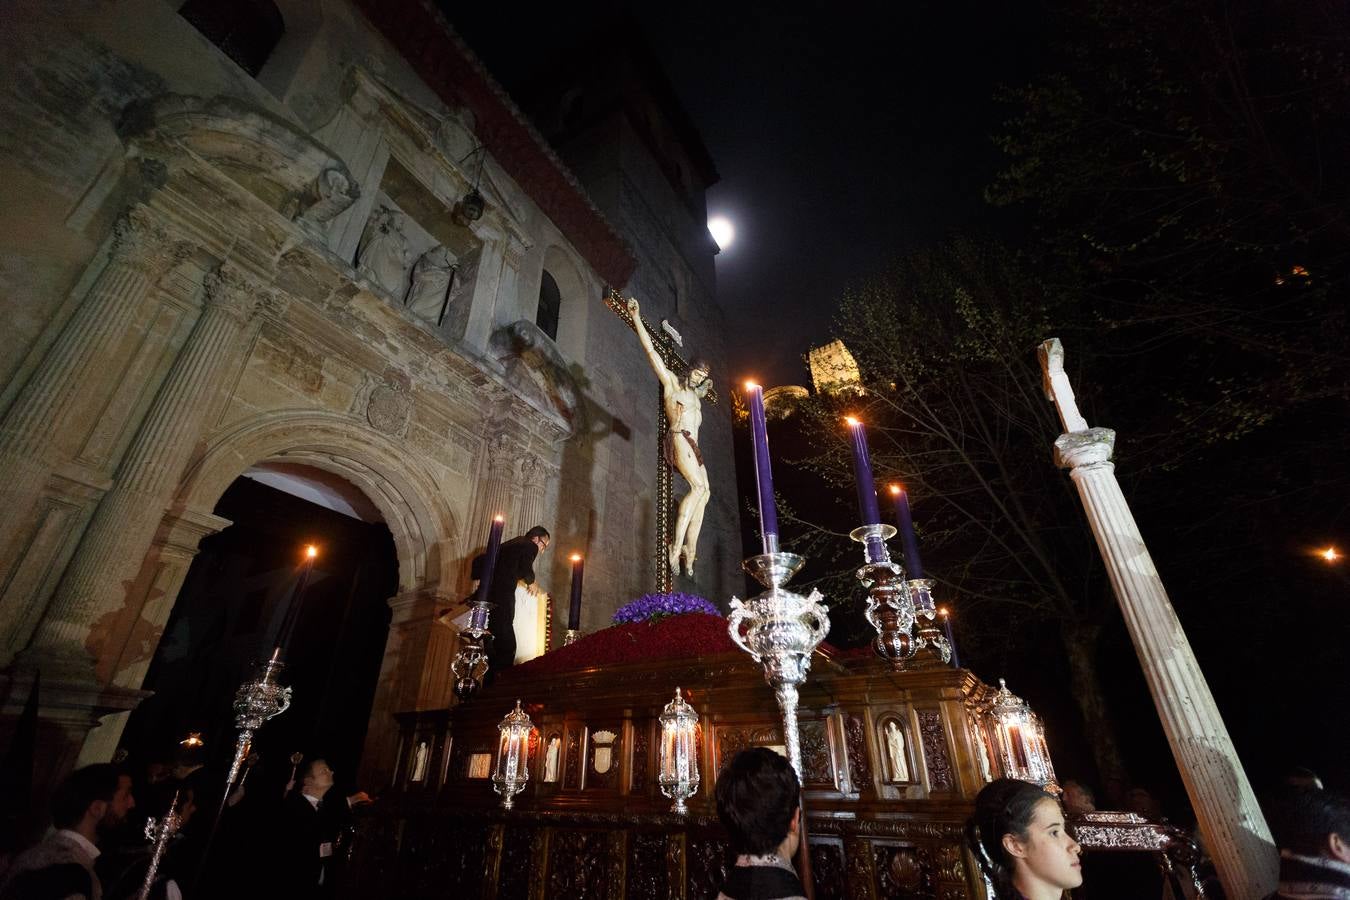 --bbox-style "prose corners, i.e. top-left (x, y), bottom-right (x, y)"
top-left (0, 0), bottom-right (737, 788)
